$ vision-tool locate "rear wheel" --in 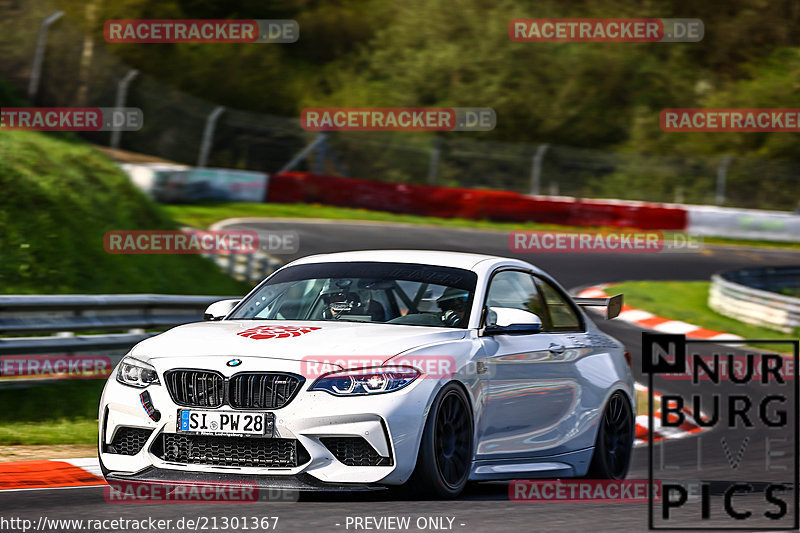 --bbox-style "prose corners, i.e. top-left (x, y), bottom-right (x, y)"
top-left (587, 391), bottom-right (634, 479)
top-left (406, 383), bottom-right (473, 498)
